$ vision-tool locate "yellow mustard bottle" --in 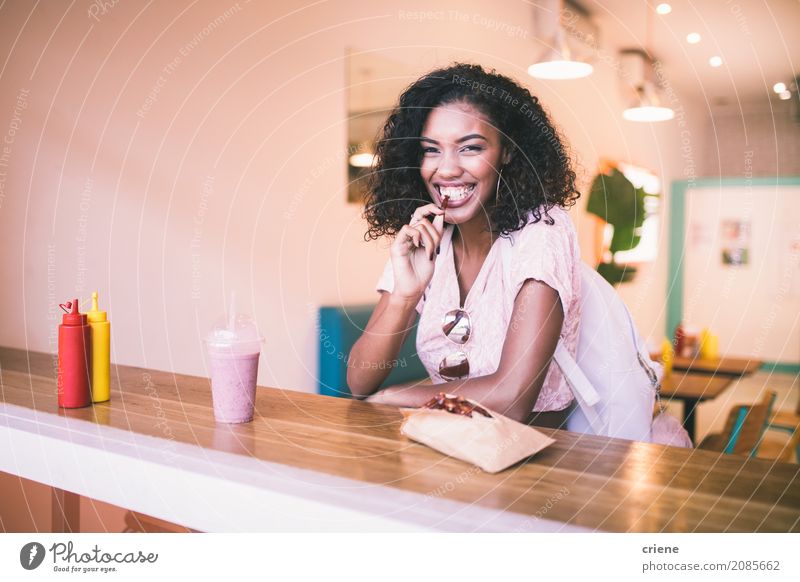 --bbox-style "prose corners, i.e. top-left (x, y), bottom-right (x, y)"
top-left (661, 338), bottom-right (674, 378)
top-left (699, 328), bottom-right (710, 359)
top-left (86, 291), bottom-right (111, 403)
top-left (704, 332), bottom-right (720, 360)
